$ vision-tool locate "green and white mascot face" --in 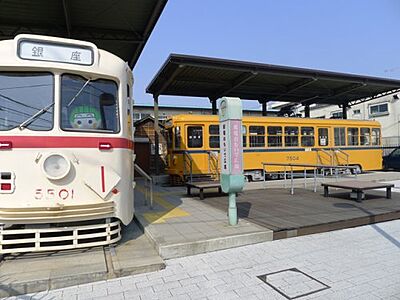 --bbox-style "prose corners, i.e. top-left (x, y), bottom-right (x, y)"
top-left (69, 105), bottom-right (102, 129)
